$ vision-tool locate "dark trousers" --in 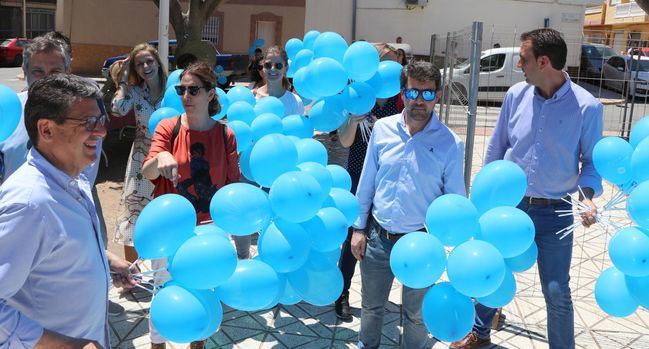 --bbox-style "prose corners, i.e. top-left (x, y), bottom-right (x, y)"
top-left (338, 227), bottom-right (358, 295)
